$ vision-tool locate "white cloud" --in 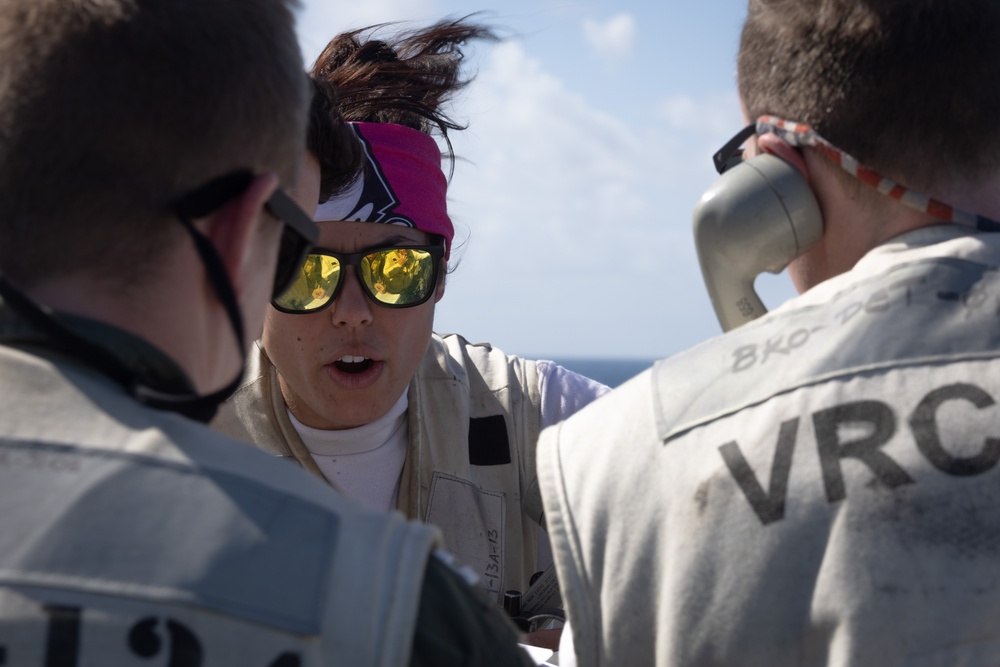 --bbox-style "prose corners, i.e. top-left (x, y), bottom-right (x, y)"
top-left (660, 93), bottom-right (742, 135)
top-left (434, 40), bottom-right (738, 358)
top-left (581, 14), bottom-right (637, 63)
top-left (658, 92), bottom-right (745, 173)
